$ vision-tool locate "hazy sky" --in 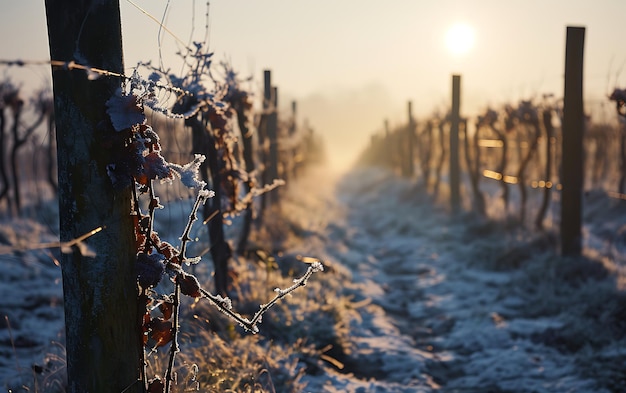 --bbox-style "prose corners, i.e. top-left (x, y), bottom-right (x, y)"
top-left (2, 0), bottom-right (626, 169)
